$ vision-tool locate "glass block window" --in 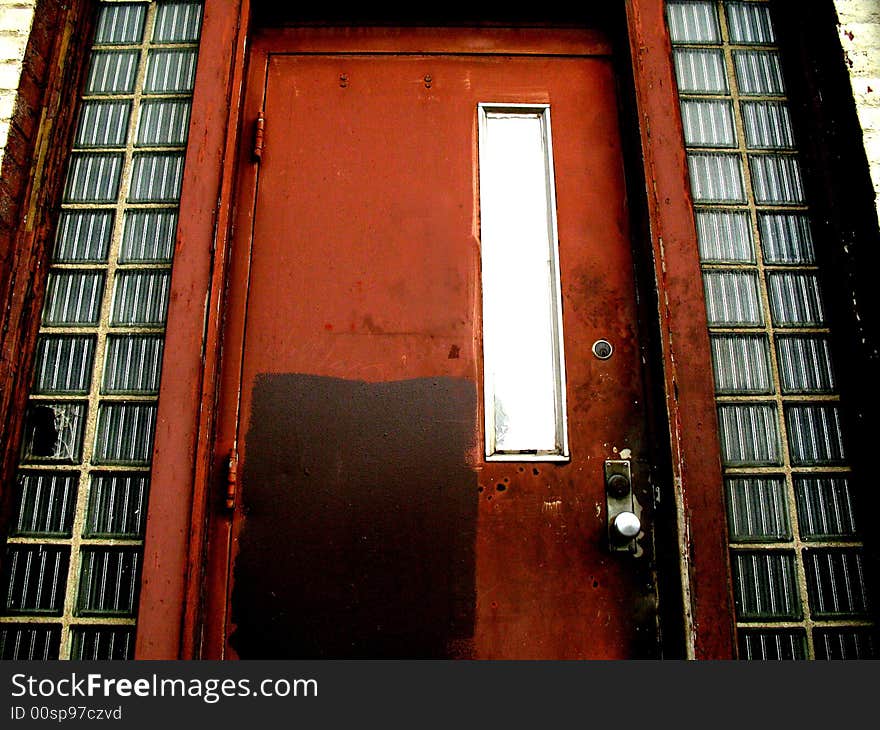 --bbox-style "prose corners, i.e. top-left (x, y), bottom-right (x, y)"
top-left (667, 0), bottom-right (875, 658)
top-left (0, 1), bottom-right (203, 660)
